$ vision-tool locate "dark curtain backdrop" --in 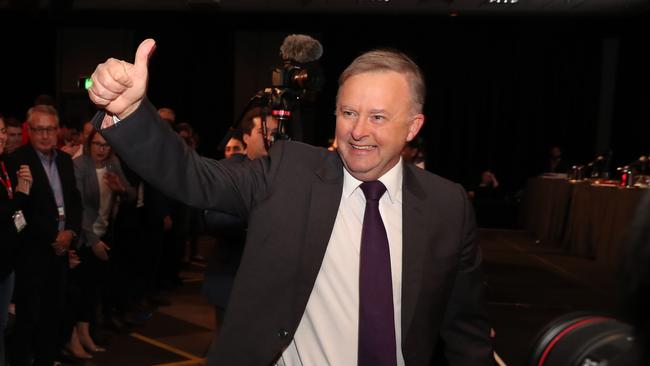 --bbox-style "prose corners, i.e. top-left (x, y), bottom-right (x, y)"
top-left (1, 10), bottom-right (648, 192)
